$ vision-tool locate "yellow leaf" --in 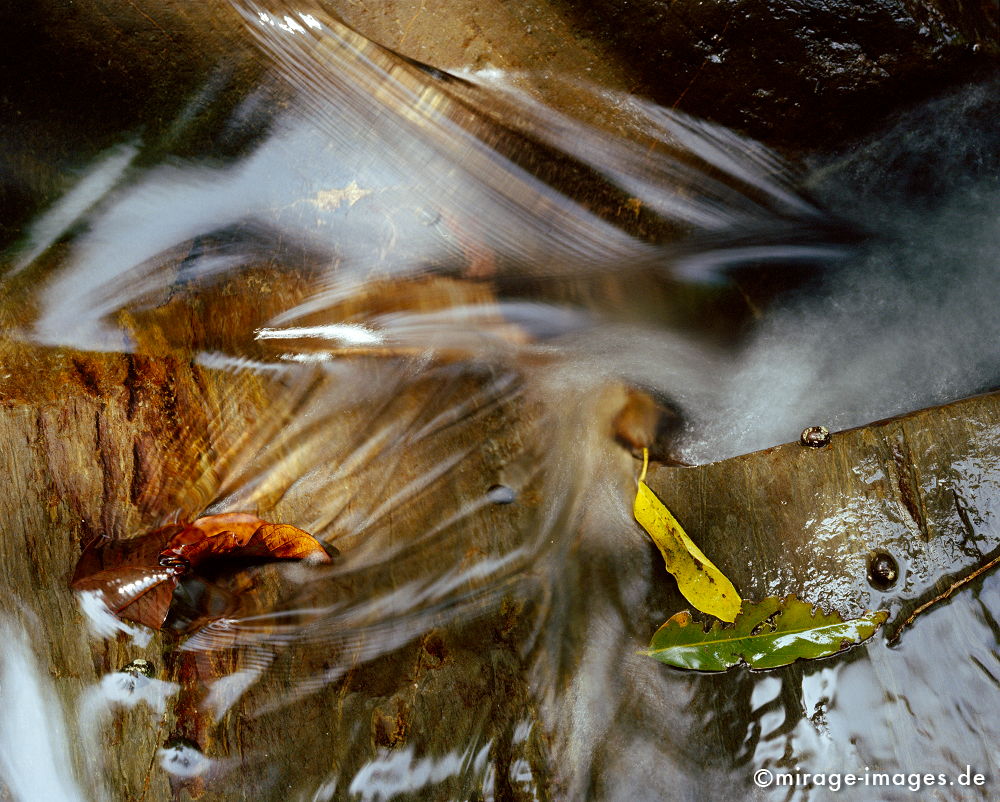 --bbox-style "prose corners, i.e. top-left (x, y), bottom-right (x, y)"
top-left (634, 450), bottom-right (742, 622)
